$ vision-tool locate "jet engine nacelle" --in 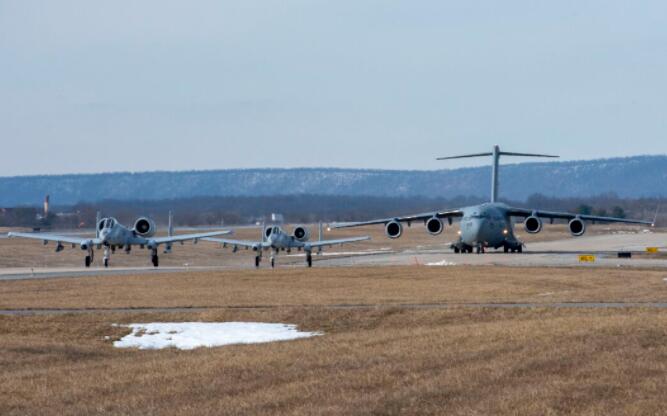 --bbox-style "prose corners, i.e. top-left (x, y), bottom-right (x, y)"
top-left (524, 216), bottom-right (543, 234)
top-left (385, 220), bottom-right (403, 239)
top-left (97, 218), bottom-right (107, 234)
top-left (292, 226), bottom-right (310, 242)
top-left (133, 217), bottom-right (157, 238)
top-left (426, 217), bottom-right (444, 236)
top-left (568, 218), bottom-right (586, 237)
